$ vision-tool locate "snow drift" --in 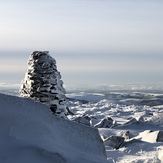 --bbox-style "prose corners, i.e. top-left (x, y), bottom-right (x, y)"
top-left (0, 93), bottom-right (107, 163)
